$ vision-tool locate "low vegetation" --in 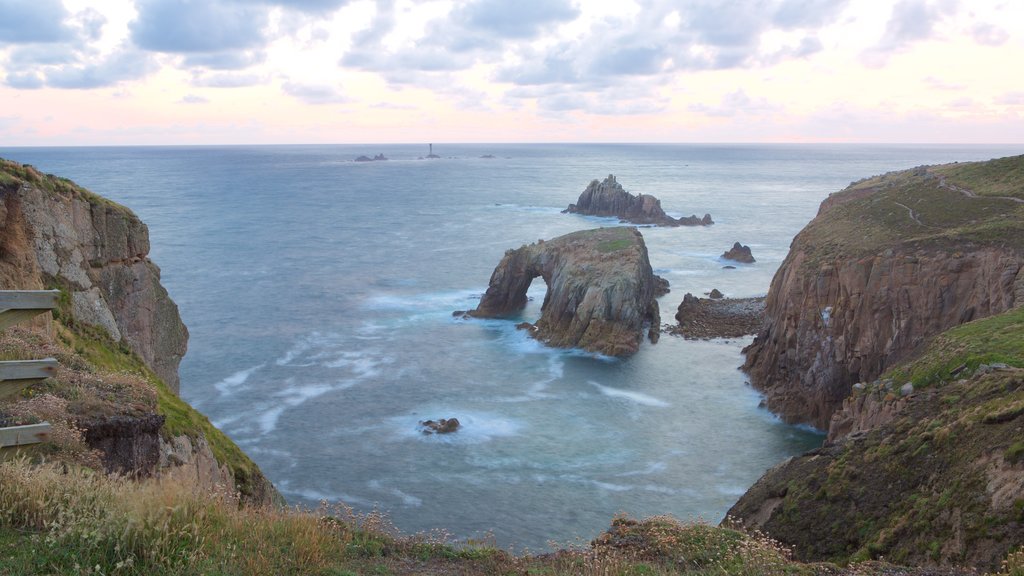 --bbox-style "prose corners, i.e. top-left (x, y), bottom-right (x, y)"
top-left (799, 155), bottom-right (1024, 269)
top-left (888, 305), bottom-right (1024, 389)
